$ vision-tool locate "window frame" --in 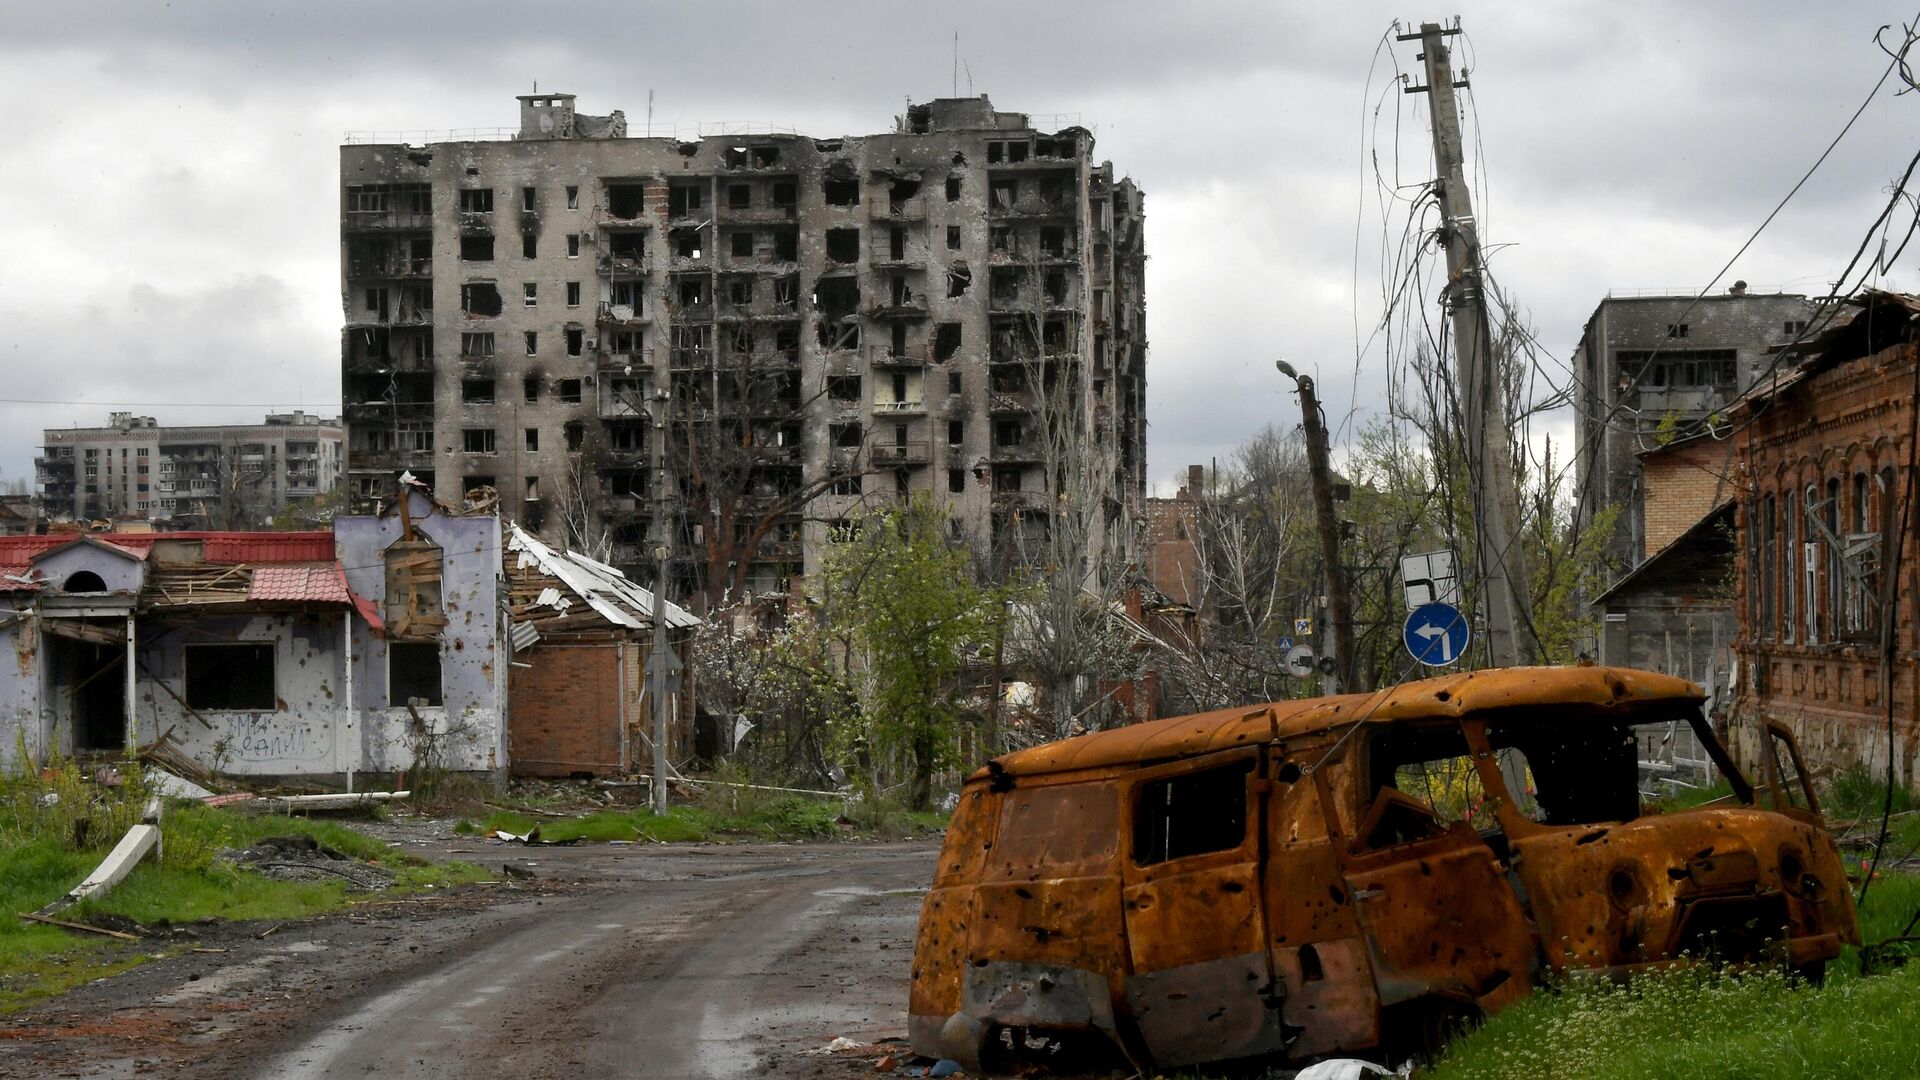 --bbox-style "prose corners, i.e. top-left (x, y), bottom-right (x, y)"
top-left (388, 641), bottom-right (444, 708)
top-left (1127, 752), bottom-right (1258, 869)
top-left (184, 642), bottom-right (277, 711)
